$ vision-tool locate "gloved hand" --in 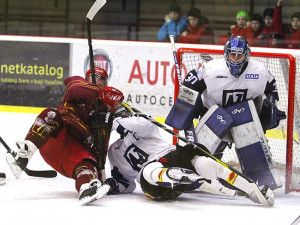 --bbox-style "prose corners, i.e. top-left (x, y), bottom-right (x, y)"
top-left (99, 86), bottom-right (124, 110)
